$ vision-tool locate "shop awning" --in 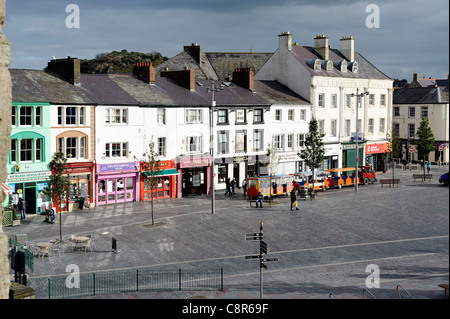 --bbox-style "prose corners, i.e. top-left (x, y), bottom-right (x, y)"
top-left (1, 183), bottom-right (13, 195)
top-left (143, 169), bottom-right (179, 177)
